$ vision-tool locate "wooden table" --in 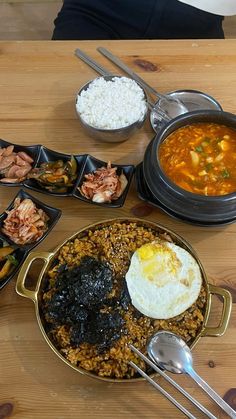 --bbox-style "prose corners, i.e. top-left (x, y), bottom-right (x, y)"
top-left (0, 40), bottom-right (236, 419)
